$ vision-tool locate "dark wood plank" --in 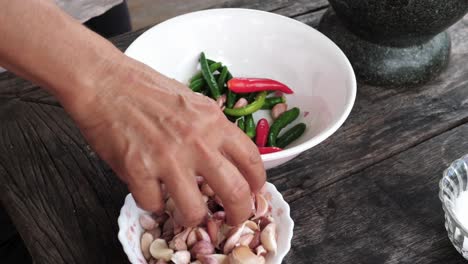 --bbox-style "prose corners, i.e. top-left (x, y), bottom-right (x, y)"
top-left (284, 122), bottom-right (468, 264)
top-left (0, 98), bottom-right (128, 263)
